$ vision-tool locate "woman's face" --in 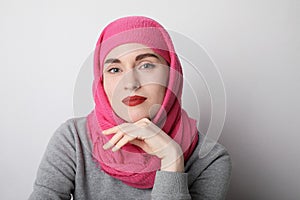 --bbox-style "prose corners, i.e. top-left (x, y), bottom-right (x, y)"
top-left (103, 43), bottom-right (169, 122)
